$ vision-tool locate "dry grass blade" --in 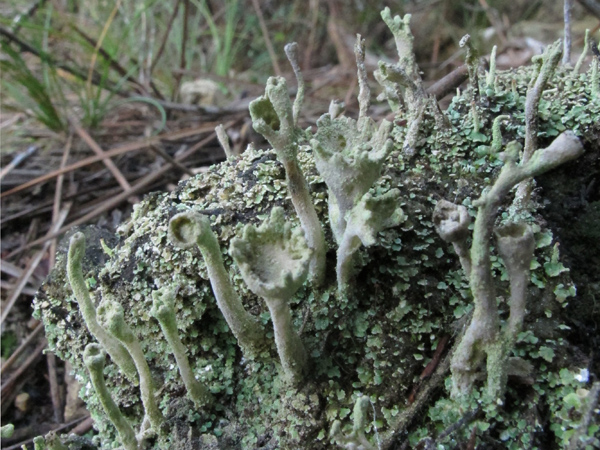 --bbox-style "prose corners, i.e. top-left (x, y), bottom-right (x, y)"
top-left (86, 0), bottom-right (123, 96)
top-left (151, 0), bottom-right (182, 73)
